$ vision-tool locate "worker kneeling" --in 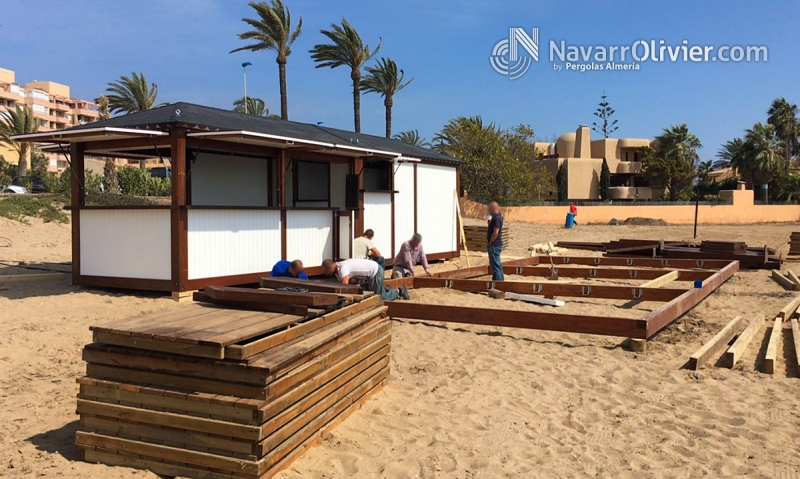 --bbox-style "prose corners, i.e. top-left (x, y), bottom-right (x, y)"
top-left (322, 258), bottom-right (409, 301)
